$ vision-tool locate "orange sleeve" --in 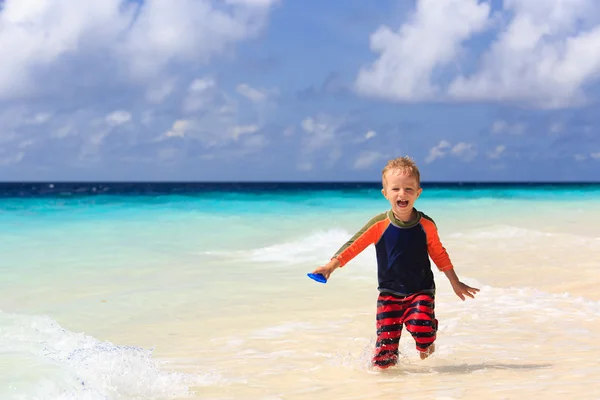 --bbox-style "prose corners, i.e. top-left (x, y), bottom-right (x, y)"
top-left (333, 214), bottom-right (389, 267)
top-left (420, 217), bottom-right (454, 272)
